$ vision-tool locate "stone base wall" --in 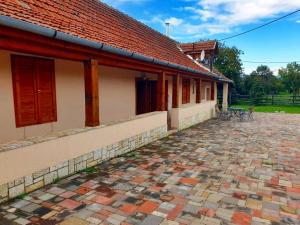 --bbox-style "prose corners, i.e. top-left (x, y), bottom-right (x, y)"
top-left (179, 111), bottom-right (214, 130)
top-left (171, 102), bottom-right (216, 130)
top-left (0, 125), bottom-right (167, 203)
